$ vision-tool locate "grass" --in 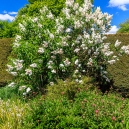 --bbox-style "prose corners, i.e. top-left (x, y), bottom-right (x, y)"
top-left (0, 98), bottom-right (29, 129)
